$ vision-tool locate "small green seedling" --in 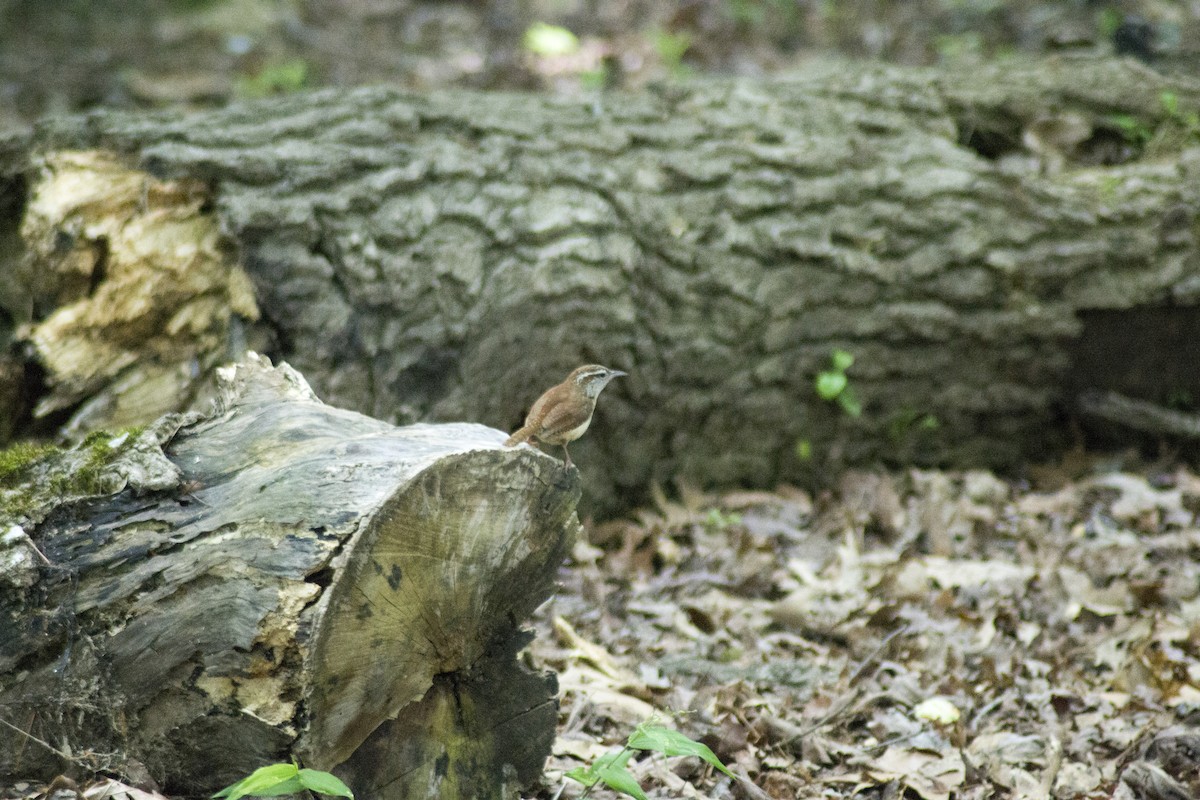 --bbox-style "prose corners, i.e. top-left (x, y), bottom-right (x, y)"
top-left (815, 348), bottom-right (862, 418)
top-left (236, 59), bottom-right (309, 97)
top-left (704, 508), bottom-right (743, 533)
top-left (1111, 91), bottom-right (1200, 148)
top-left (1097, 7), bottom-right (1122, 38)
top-left (887, 408), bottom-right (940, 442)
top-left (566, 719), bottom-right (735, 799)
top-left (652, 30), bottom-right (692, 78)
top-left (1109, 113), bottom-right (1153, 146)
top-left (212, 761), bottom-right (353, 800)
top-left (1160, 91), bottom-right (1200, 136)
